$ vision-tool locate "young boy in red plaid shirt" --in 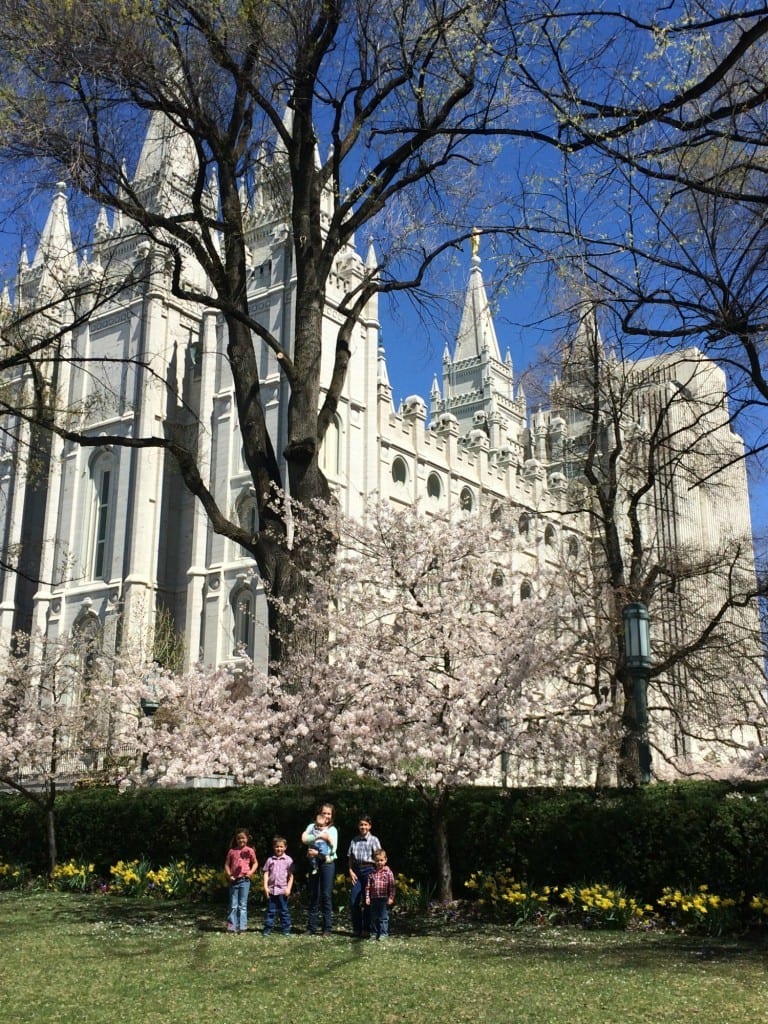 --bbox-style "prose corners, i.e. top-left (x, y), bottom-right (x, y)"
top-left (364, 849), bottom-right (396, 940)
